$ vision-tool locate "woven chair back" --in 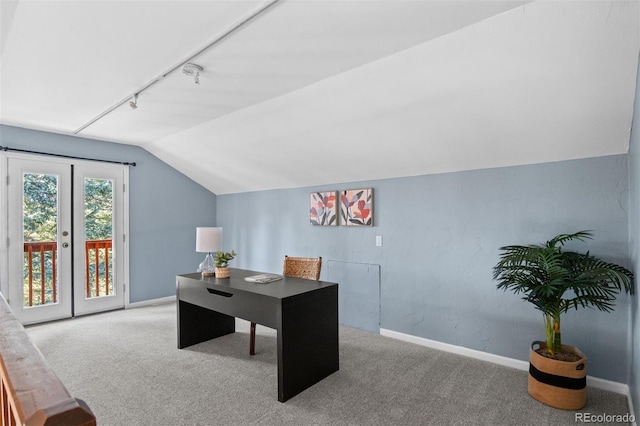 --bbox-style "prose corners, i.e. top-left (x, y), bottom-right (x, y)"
top-left (283, 256), bottom-right (322, 280)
